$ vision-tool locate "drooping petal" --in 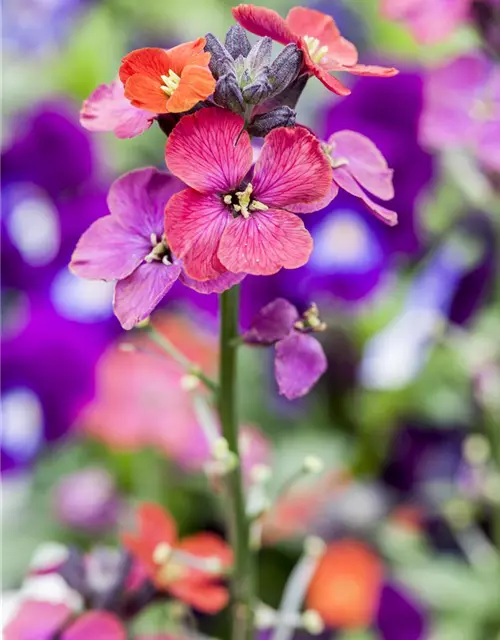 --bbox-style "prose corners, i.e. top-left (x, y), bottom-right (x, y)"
top-left (80, 80), bottom-right (154, 139)
top-left (120, 47), bottom-right (171, 85)
top-left (4, 600), bottom-right (71, 640)
top-left (232, 4), bottom-right (295, 44)
top-left (314, 64), bottom-right (352, 96)
top-left (179, 269), bottom-right (245, 294)
top-left (69, 215), bottom-right (149, 281)
top-left (124, 74), bottom-right (168, 113)
top-left (274, 332), bottom-right (327, 399)
top-left (166, 65), bottom-right (216, 113)
top-left (165, 107), bottom-right (252, 193)
top-left (287, 181), bottom-right (339, 213)
top-left (165, 189), bottom-right (230, 280)
top-left (113, 262), bottom-right (182, 330)
top-left (168, 580), bottom-right (229, 614)
top-left (340, 62), bottom-right (399, 78)
top-left (62, 612), bottom-right (126, 640)
top-left (333, 166), bottom-right (398, 226)
top-left (166, 37), bottom-right (210, 76)
top-left (244, 298), bottom-right (299, 344)
top-left (108, 167), bottom-right (181, 236)
top-left (329, 130), bottom-right (394, 200)
top-left (218, 209), bottom-right (313, 276)
top-left (252, 126), bottom-right (332, 208)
